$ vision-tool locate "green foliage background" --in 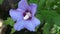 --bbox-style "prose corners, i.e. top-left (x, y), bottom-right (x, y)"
top-left (0, 0), bottom-right (60, 34)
